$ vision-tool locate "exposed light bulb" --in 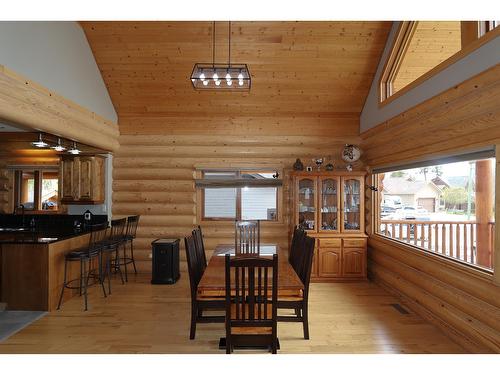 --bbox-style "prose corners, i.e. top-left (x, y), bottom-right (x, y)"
top-left (227, 80), bottom-right (232, 86)
top-left (213, 73), bottom-right (218, 81)
top-left (215, 80), bottom-right (221, 86)
top-left (238, 73), bottom-right (244, 80)
top-left (238, 80), bottom-right (244, 86)
top-left (191, 78), bottom-right (196, 83)
top-left (202, 80), bottom-right (209, 86)
top-left (199, 73), bottom-right (205, 80)
top-left (225, 73), bottom-right (231, 80)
